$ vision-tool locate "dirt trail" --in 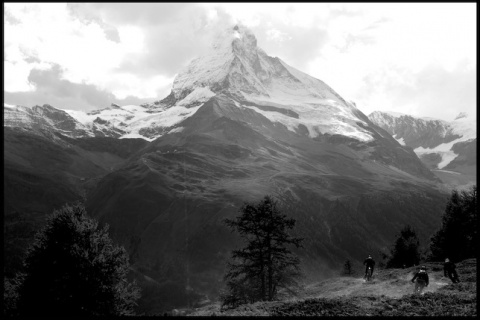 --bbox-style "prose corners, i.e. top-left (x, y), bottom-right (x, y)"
top-left (299, 268), bottom-right (449, 300)
top-left (189, 259), bottom-right (476, 316)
